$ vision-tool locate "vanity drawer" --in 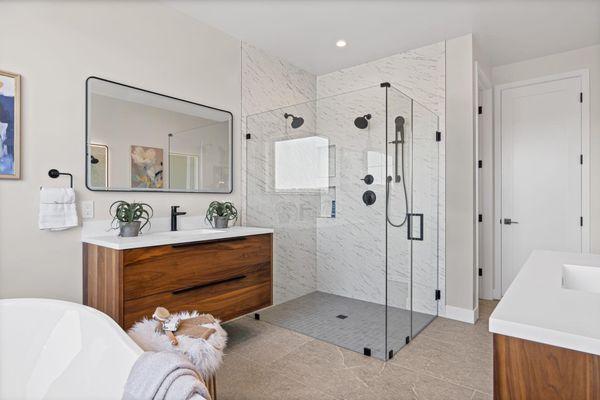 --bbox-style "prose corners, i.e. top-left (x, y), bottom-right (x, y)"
top-left (123, 265), bottom-right (272, 329)
top-left (122, 234), bottom-right (272, 301)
